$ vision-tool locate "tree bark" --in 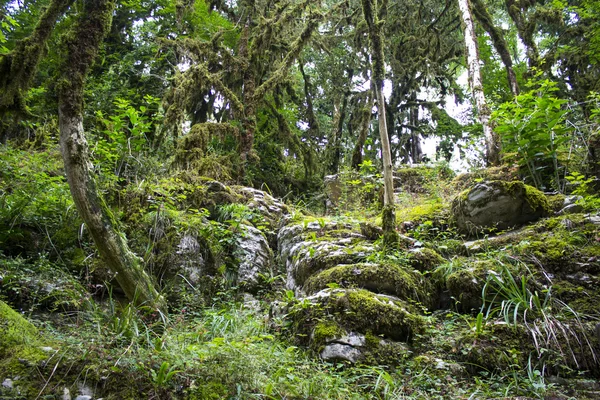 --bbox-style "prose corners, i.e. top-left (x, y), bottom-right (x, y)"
top-left (505, 0), bottom-right (539, 70)
top-left (470, 0), bottom-right (519, 96)
top-left (326, 91), bottom-right (349, 175)
top-left (361, 0), bottom-right (398, 247)
top-left (458, 0), bottom-right (501, 166)
top-left (351, 89), bottom-right (374, 170)
top-left (57, 0), bottom-right (166, 315)
top-left (0, 0), bottom-right (75, 114)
